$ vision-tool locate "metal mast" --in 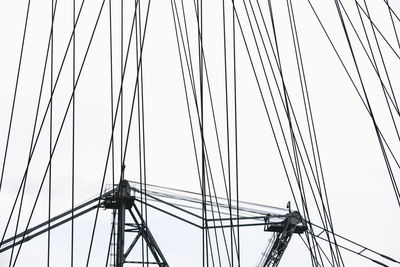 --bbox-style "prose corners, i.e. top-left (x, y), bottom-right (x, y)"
top-left (103, 180), bottom-right (168, 267)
